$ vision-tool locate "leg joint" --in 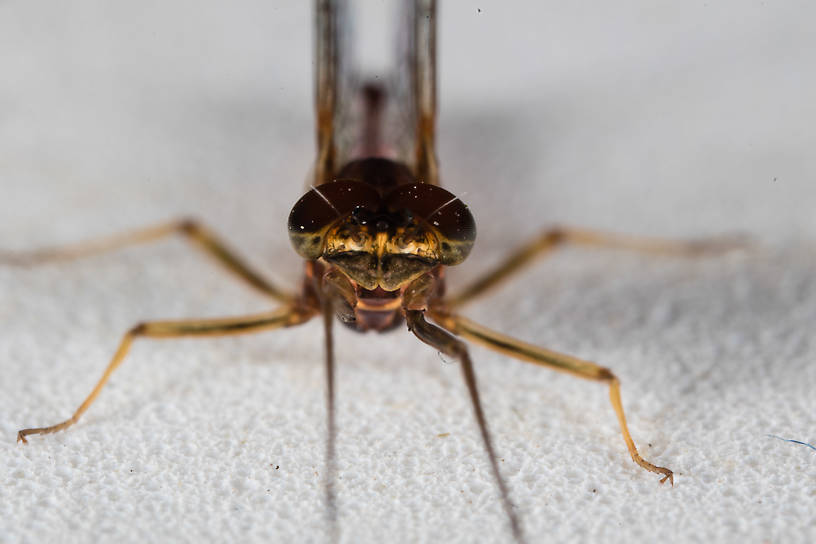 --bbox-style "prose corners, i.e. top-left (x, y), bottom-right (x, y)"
top-left (598, 367), bottom-right (617, 382)
top-left (129, 322), bottom-right (147, 335)
top-left (447, 338), bottom-right (469, 359)
top-left (177, 217), bottom-right (201, 235)
top-left (544, 227), bottom-right (566, 244)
